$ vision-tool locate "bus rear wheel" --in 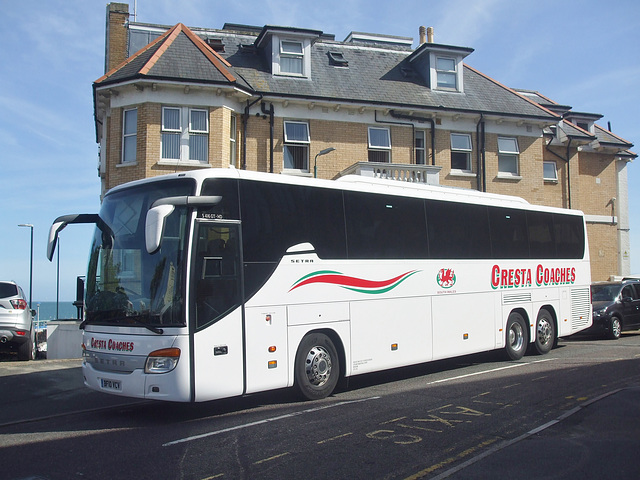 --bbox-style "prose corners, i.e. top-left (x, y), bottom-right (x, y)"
top-left (533, 309), bottom-right (555, 355)
top-left (505, 312), bottom-right (528, 360)
top-left (294, 333), bottom-right (340, 400)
